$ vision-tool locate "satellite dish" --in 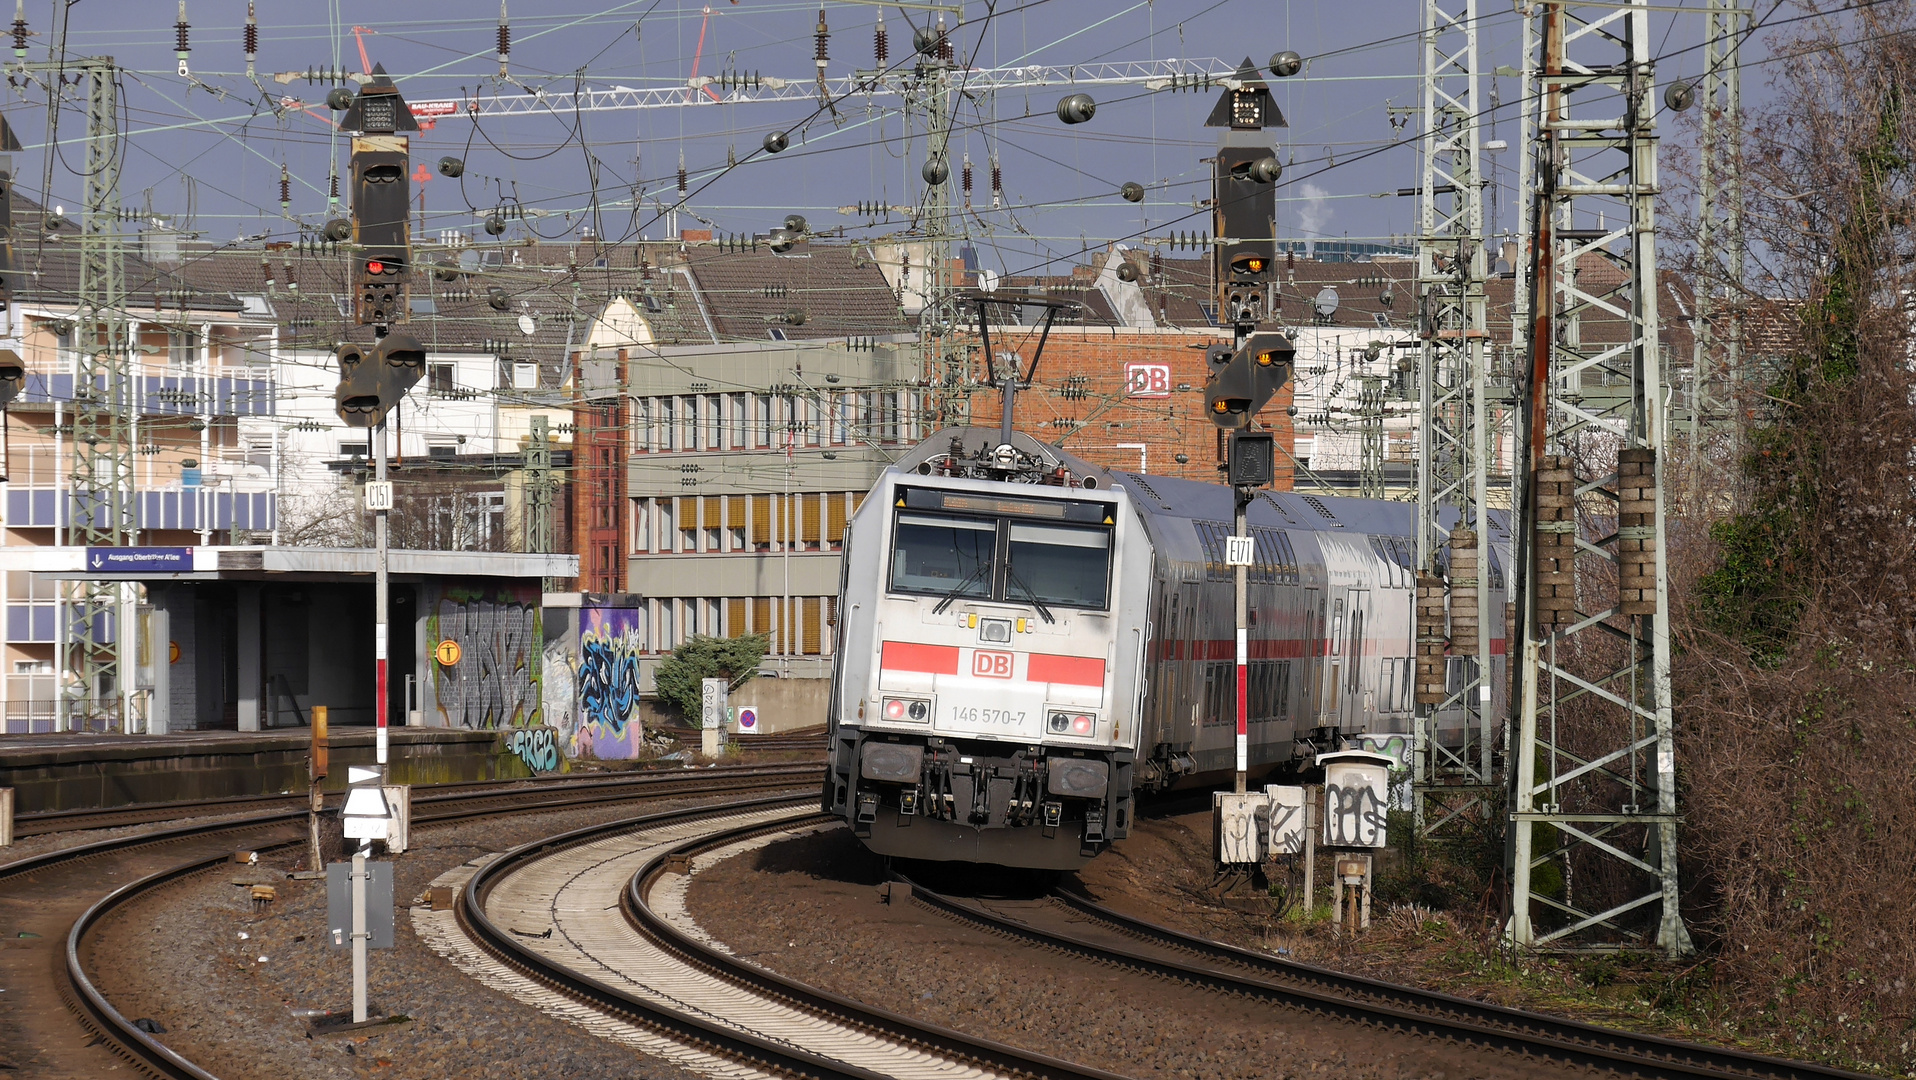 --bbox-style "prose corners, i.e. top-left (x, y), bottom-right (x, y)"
top-left (977, 269), bottom-right (1001, 293)
top-left (517, 314), bottom-right (536, 336)
top-left (1314, 286), bottom-right (1340, 318)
